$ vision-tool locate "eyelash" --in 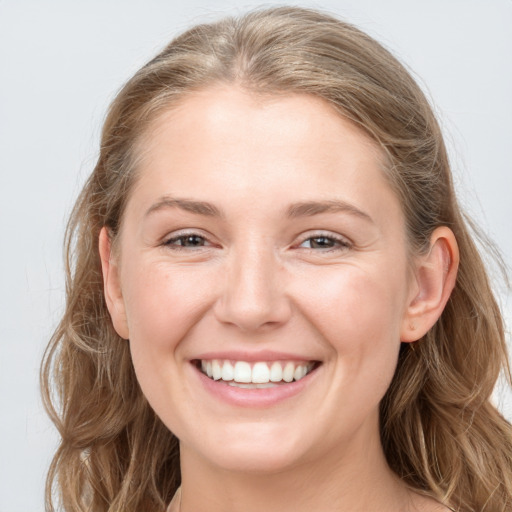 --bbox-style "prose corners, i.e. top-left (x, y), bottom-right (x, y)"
top-left (162, 231), bottom-right (352, 252)
top-left (162, 232), bottom-right (212, 250)
top-left (297, 233), bottom-right (351, 251)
